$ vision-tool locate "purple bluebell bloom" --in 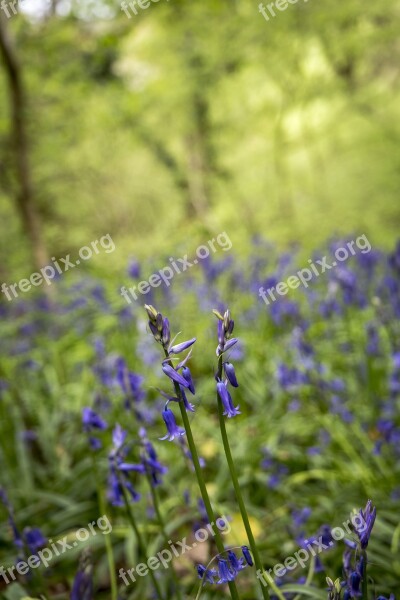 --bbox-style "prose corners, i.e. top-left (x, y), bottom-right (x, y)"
top-left (139, 428), bottom-right (168, 486)
top-left (162, 317), bottom-right (170, 346)
top-left (197, 563), bottom-right (216, 583)
top-left (228, 550), bottom-right (245, 574)
top-left (216, 381), bottom-right (240, 418)
top-left (242, 546), bottom-right (253, 566)
top-left (169, 338), bottom-right (196, 355)
top-left (71, 550), bottom-right (93, 600)
top-left (145, 305), bottom-right (197, 444)
top-left (224, 362), bottom-right (239, 387)
top-left (23, 527), bottom-right (47, 554)
top-left (182, 366), bottom-right (195, 394)
top-left (108, 425), bottom-right (143, 505)
top-left (180, 386), bottom-right (195, 412)
top-left (217, 558), bottom-right (235, 583)
top-left (82, 408), bottom-right (107, 432)
top-left (348, 571), bottom-right (362, 597)
top-left (127, 258), bottom-right (141, 278)
top-left (355, 500), bottom-right (376, 549)
top-left (160, 408), bottom-right (185, 441)
top-left (162, 364), bottom-right (190, 388)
